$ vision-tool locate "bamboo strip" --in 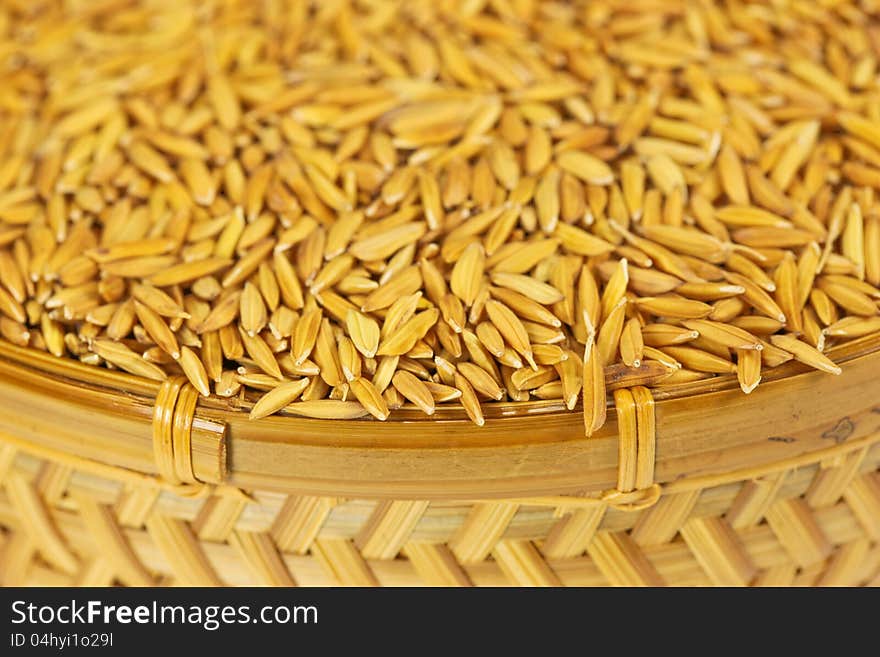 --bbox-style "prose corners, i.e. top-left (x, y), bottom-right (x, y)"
top-left (114, 487), bottom-right (161, 527)
top-left (312, 538), bottom-right (379, 586)
top-left (143, 513), bottom-right (223, 586)
top-left (6, 473), bottom-right (79, 575)
top-left (0, 444), bottom-right (16, 481)
top-left (631, 490), bottom-right (701, 546)
top-left (805, 446), bottom-right (868, 507)
top-left (680, 517), bottom-right (758, 586)
top-left (74, 496), bottom-right (155, 586)
top-left (816, 538), bottom-right (871, 586)
top-left (0, 532), bottom-right (37, 586)
top-left (36, 462), bottom-right (72, 505)
top-left (192, 496), bottom-right (247, 542)
top-left (355, 500), bottom-right (429, 560)
top-left (493, 539), bottom-right (562, 586)
top-left (449, 503), bottom-right (519, 564)
top-left (726, 472), bottom-right (790, 529)
top-left (402, 542), bottom-right (473, 587)
top-left (614, 389), bottom-right (638, 492)
top-left (754, 564), bottom-right (797, 587)
top-left (271, 495), bottom-right (340, 554)
top-left (229, 530), bottom-right (297, 586)
top-left (765, 498), bottom-right (832, 567)
top-left (75, 559), bottom-right (116, 587)
top-left (586, 531), bottom-right (665, 586)
top-left (633, 386), bottom-right (656, 489)
top-left (842, 473), bottom-right (880, 540)
top-left (541, 506), bottom-right (607, 559)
